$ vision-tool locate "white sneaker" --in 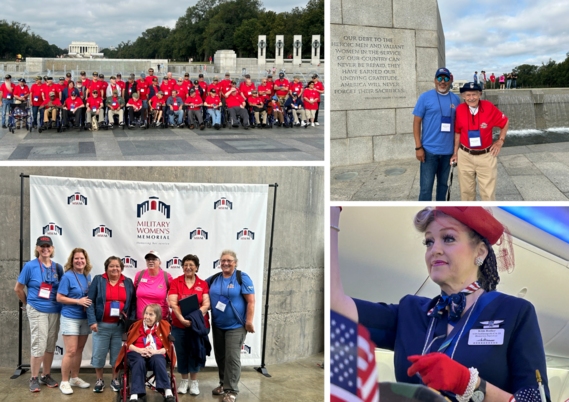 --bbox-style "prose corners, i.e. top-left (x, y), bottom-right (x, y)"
top-left (315, 122), bottom-right (320, 126)
top-left (190, 380), bottom-right (200, 396)
top-left (311, 123), bottom-right (315, 127)
top-left (69, 377), bottom-right (90, 388)
top-left (177, 379), bottom-right (189, 394)
top-left (301, 121), bottom-right (306, 127)
top-left (60, 382), bottom-right (73, 395)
